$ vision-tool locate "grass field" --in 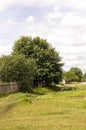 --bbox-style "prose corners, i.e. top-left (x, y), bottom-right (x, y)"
top-left (0, 83), bottom-right (86, 130)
